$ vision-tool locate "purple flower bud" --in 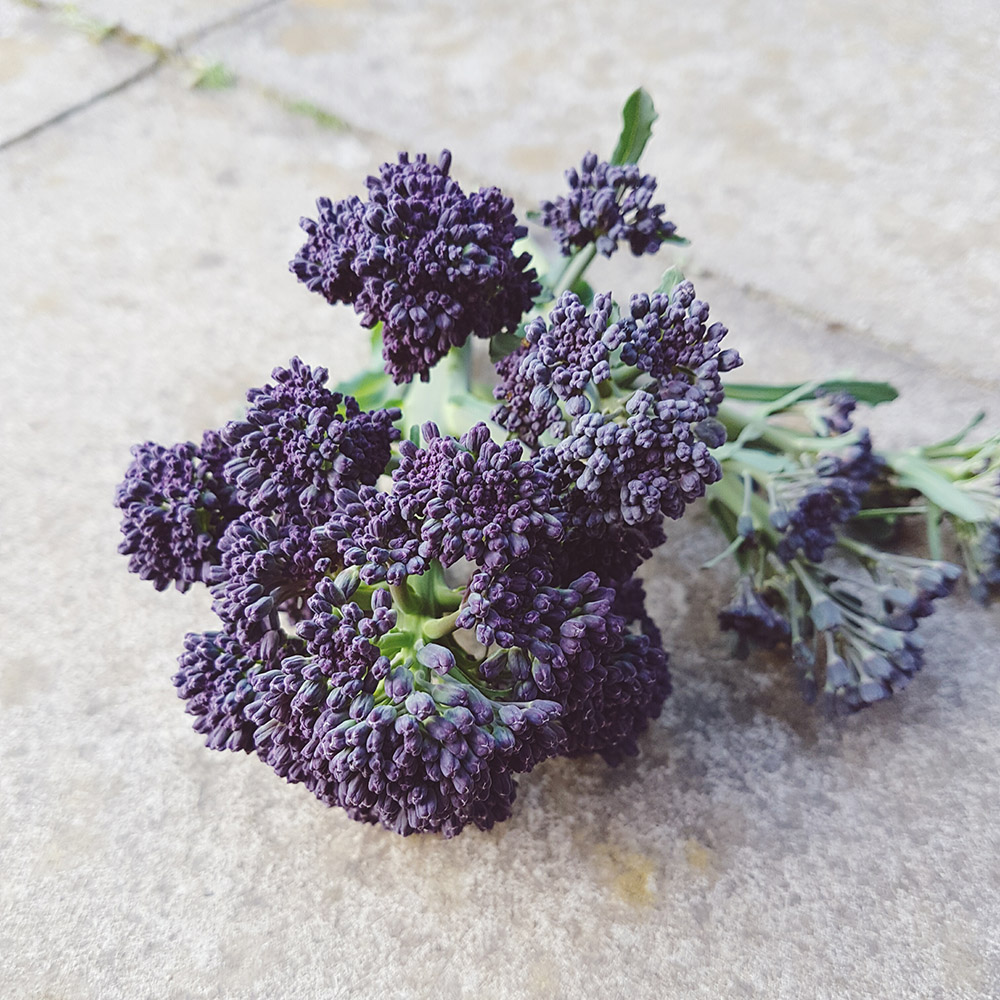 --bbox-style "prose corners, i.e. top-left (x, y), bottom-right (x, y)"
top-left (416, 642), bottom-right (456, 675)
top-left (404, 691), bottom-right (436, 719)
